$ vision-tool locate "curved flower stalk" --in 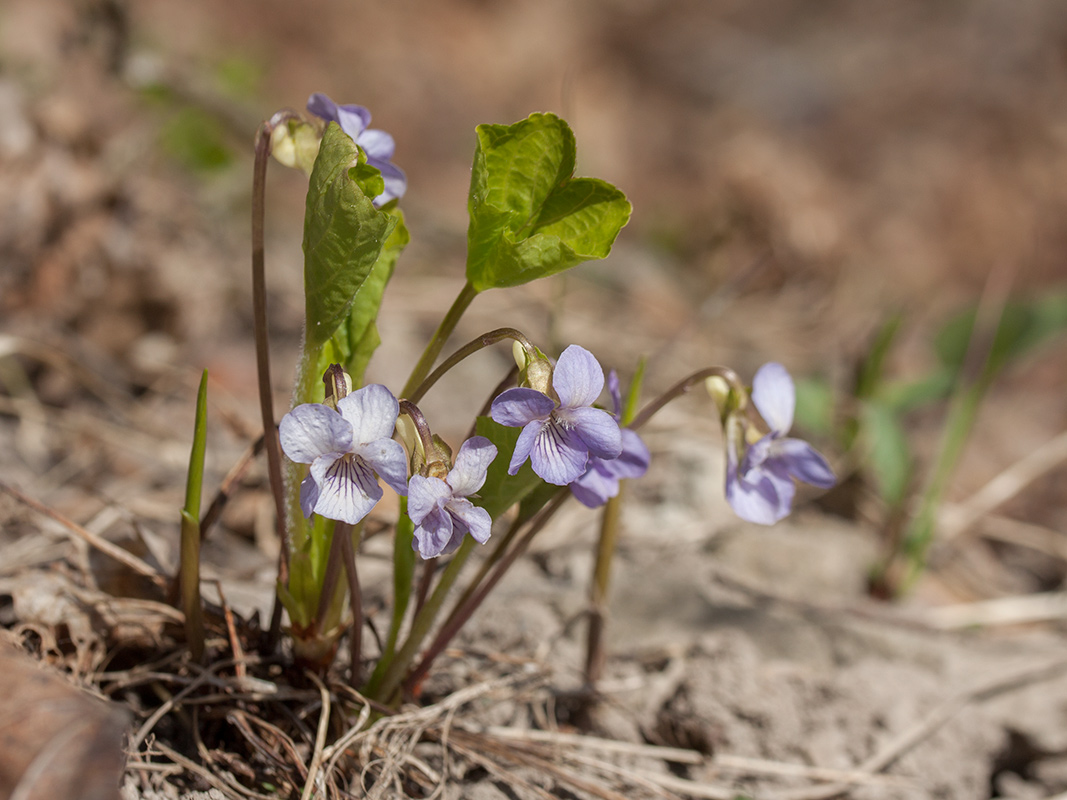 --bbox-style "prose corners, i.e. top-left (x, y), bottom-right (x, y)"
top-left (279, 384), bottom-right (409, 525)
top-left (570, 371), bottom-right (650, 508)
top-left (306, 92), bottom-right (407, 206)
top-left (725, 362), bottom-right (836, 525)
top-left (408, 437), bottom-right (497, 559)
top-left (490, 345), bottom-right (622, 485)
